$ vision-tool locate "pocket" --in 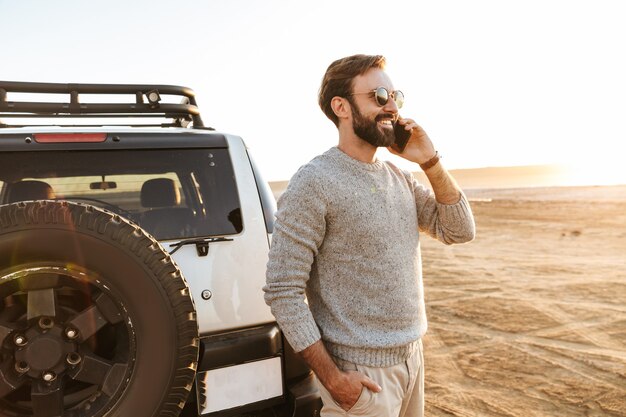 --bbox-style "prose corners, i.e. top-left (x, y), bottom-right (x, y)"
top-left (329, 359), bottom-right (375, 414)
top-left (346, 363), bottom-right (378, 414)
top-left (346, 385), bottom-right (372, 414)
